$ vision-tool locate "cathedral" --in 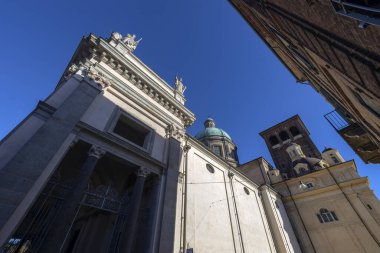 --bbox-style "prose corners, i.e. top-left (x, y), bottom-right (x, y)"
top-left (0, 32), bottom-right (379, 253)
